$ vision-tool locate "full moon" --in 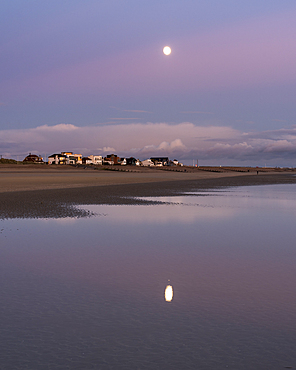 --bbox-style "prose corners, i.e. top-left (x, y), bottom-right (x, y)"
top-left (163, 46), bottom-right (171, 56)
